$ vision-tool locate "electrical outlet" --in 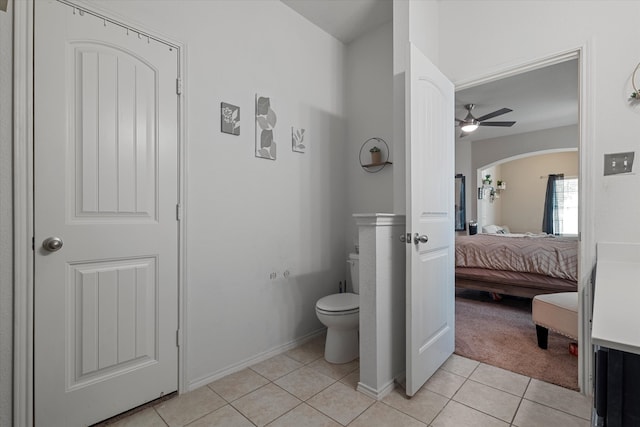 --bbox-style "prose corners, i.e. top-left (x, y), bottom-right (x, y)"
top-left (604, 152), bottom-right (634, 175)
